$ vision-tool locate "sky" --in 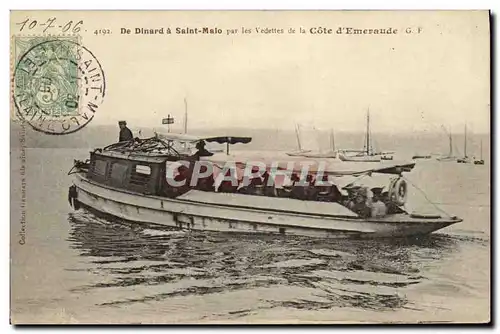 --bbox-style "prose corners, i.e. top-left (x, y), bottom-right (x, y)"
top-left (10, 11), bottom-right (490, 134)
